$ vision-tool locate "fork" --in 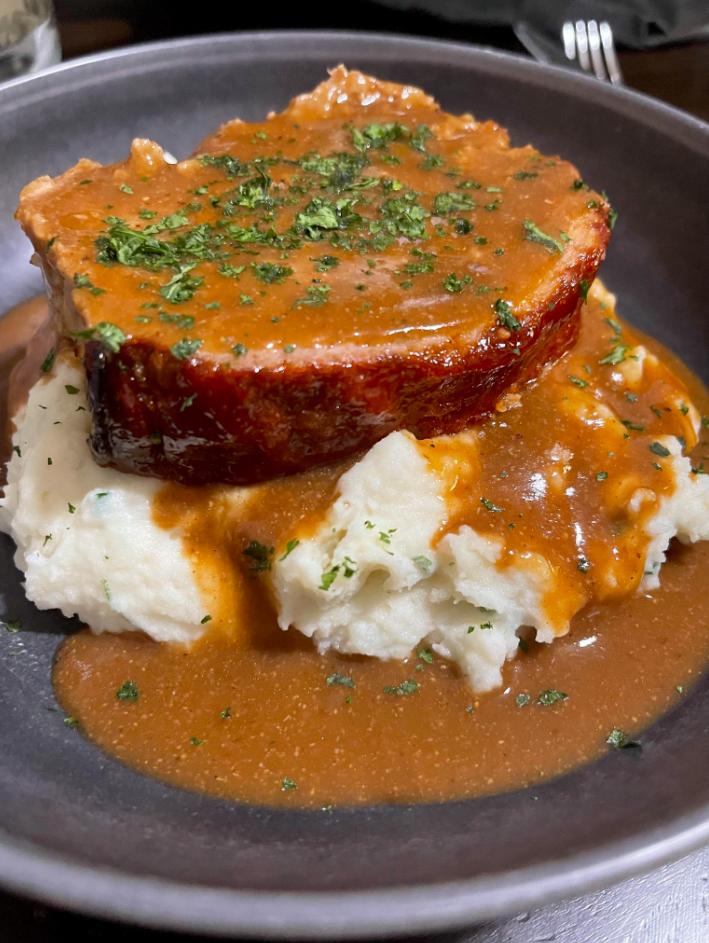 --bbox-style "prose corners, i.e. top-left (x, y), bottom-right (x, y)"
top-left (562, 20), bottom-right (624, 85)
